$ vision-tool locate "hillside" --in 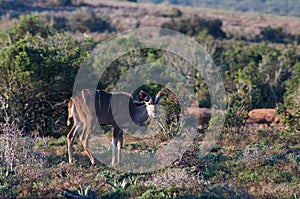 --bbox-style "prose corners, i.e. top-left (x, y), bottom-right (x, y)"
top-left (96, 1), bottom-right (300, 37)
top-left (85, 1), bottom-right (300, 36)
top-left (1, 0), bottom-right (300, 38)
top-left (137, 0), bottom-right (300, 17)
